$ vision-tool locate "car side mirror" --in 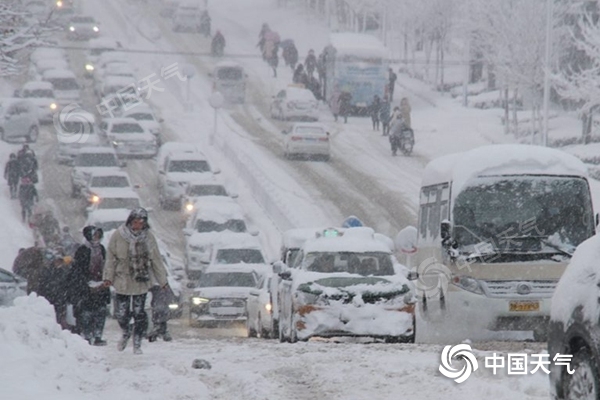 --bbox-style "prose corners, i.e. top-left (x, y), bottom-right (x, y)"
top-left (183, 228), bottom-right (193, 236)
top-left (249, 229), bottom-right (259, 237)
top-left (279, 270), bottom-right (292, 280)
top-left (407, 271), bottom-right (419, 281)
top-left (440, 220), bottom-right (451, 244)
top-left (596, 213), bottom-right (599, 227)
top-left (159, 170), bottom-right (165, 175)
top-left (230, 193), bottom-right (239, 199)
top-left (186, 282), bottom-right (197, 289)
top-left (213, 168), bottom-right (221, 175)
top-left (158, 118), bottom-right (164, 123)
